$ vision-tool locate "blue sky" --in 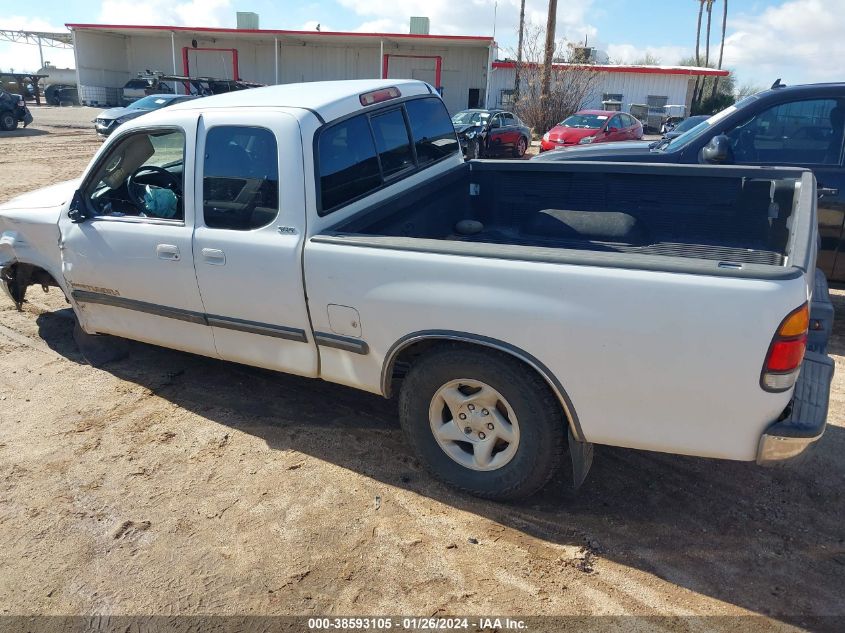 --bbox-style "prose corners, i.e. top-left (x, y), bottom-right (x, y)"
top-left (3, 0), bottom-right (843, 90)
